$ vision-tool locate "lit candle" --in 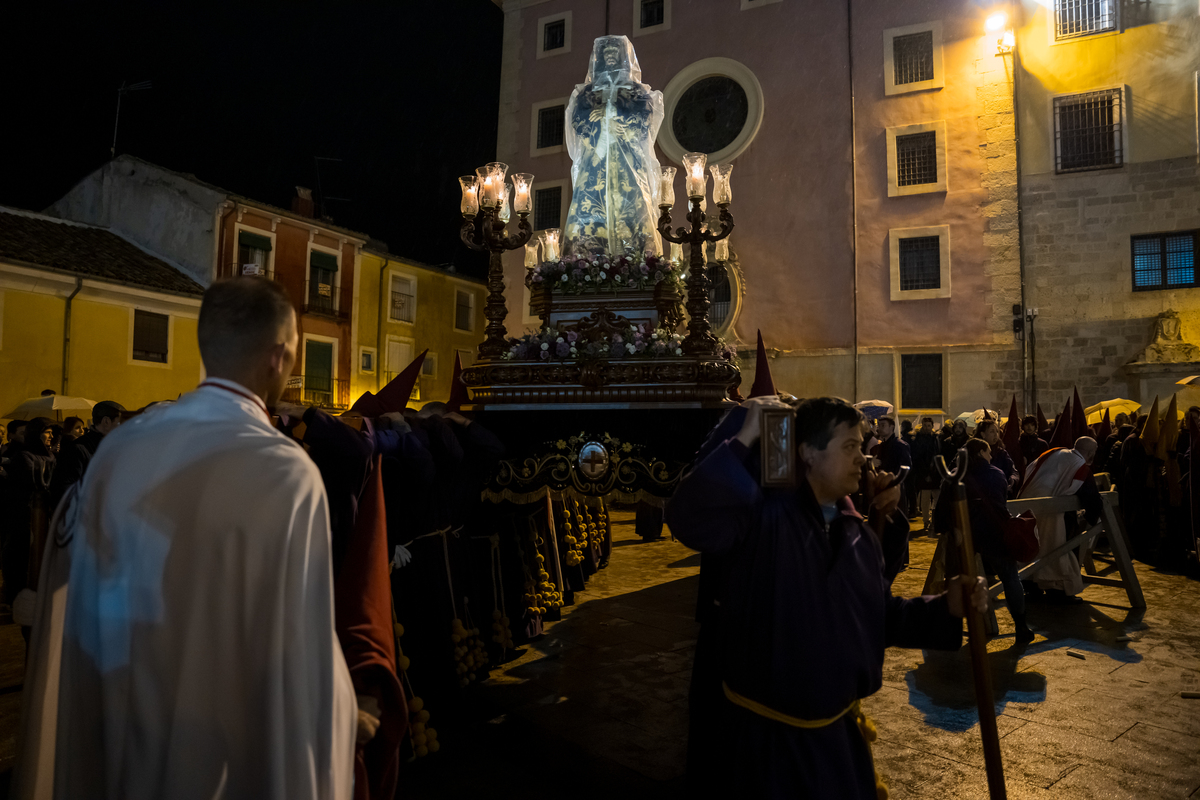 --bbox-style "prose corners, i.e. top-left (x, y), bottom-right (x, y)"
top-left (715, 238), bottom-right (729, 262)
top-left (543, 228), bottom-right (561, 262)
top-left (670, 242), bottom-right (683, 263)
top-left (659, 166), bottom-right (677, 208)
top-left (710, 162), bottom-right (734, 205)
top-left (476, 167), bottom-right (496, 208)
top-left (512, 173), bottom-right (534, 214)
top-left (682, 152), bottom-right (707, 199)
top-left (525, 240), bottom-right (540, 267)
top-left (459, 176), bottom-right (479, 217)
